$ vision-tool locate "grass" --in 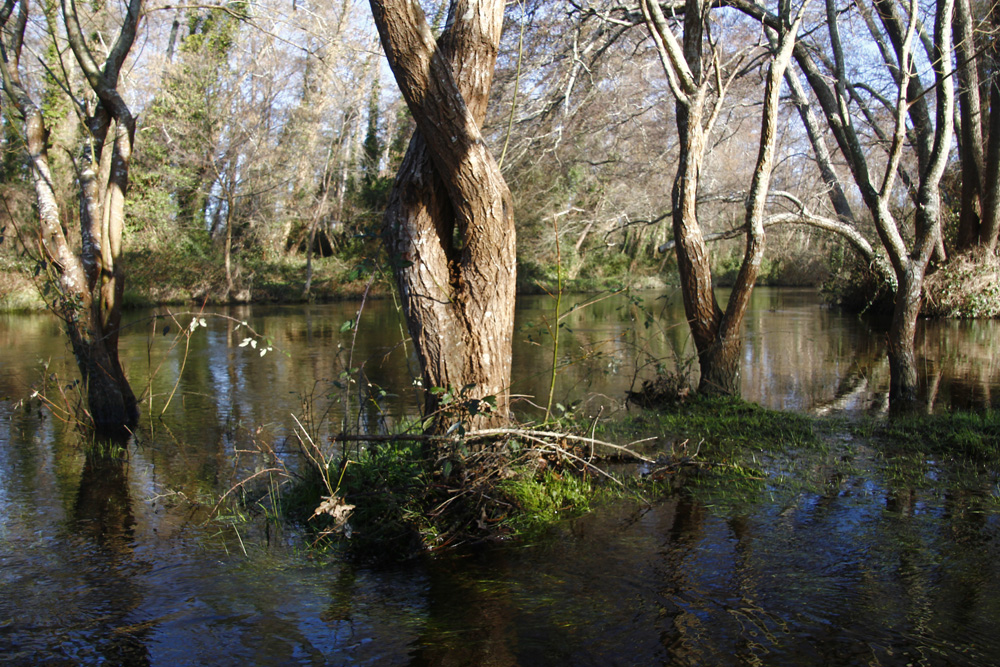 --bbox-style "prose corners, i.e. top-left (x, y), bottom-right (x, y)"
top-left (602, 396), bottom-right (853, 511)
top-left (499, 471), bottom-right (603, 534)
top-left (854, 410), bottom-right (1000, 495)
top-left (862, 410), bottom-right (1000, 462)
